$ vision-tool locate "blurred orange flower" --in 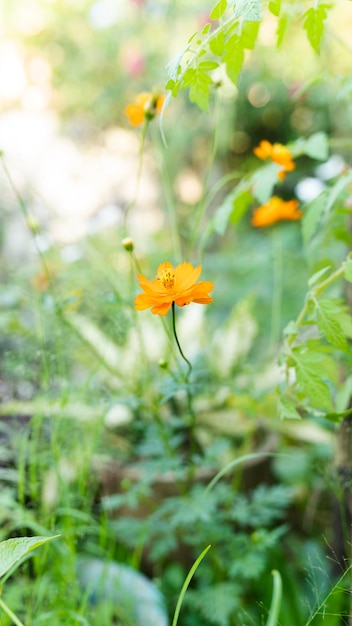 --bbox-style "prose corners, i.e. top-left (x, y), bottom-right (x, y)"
top-left (251, 196), bottom-right (302, 227)
top-left (124, 92), bottom-right (165, 126)
top-left (253, 140), bottom-right (296, 179)
top-left (134, 261), bottom-right (213, 316)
